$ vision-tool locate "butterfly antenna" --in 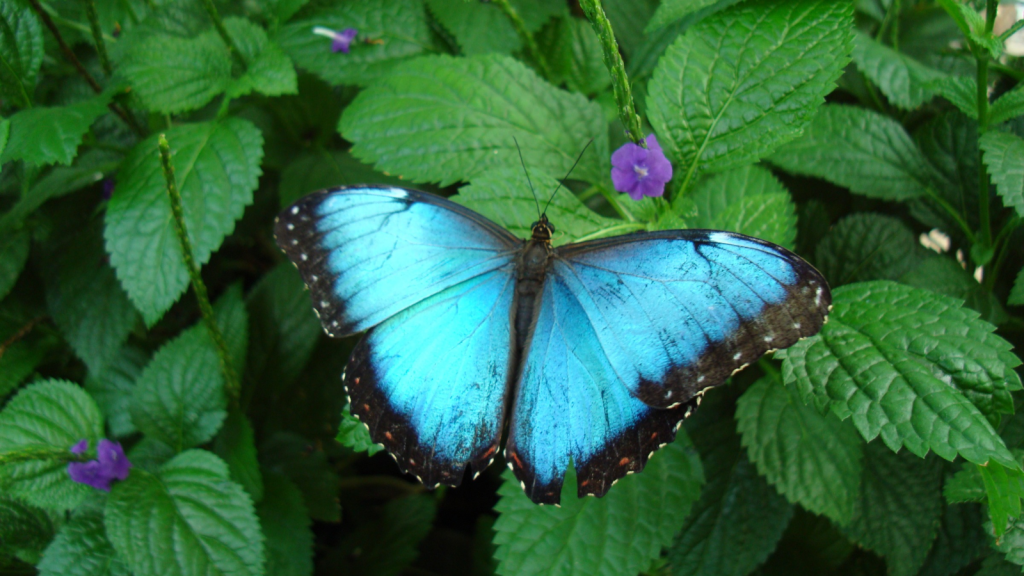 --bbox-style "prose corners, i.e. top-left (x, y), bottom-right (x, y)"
top-left (514, 137), bottom-right (542, 217)
top-left (542, 139), bottom-right (593, 215)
